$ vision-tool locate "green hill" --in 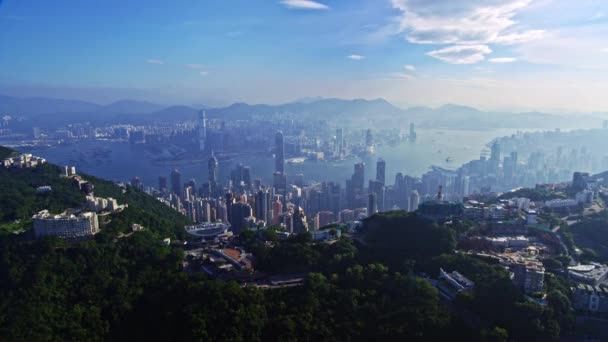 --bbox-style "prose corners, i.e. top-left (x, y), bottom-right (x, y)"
top-left (0, 146), bottom-right (189, 237)
top-left (0, 146), bottom-right (570, 341)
